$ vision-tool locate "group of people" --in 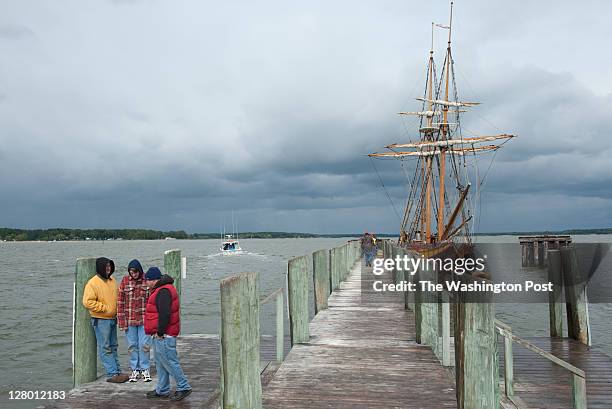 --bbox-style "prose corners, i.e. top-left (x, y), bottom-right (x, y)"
top-left (360, 231), bottom-right (378, 267)
top-left (82, 257), bottom-right (192, 401)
